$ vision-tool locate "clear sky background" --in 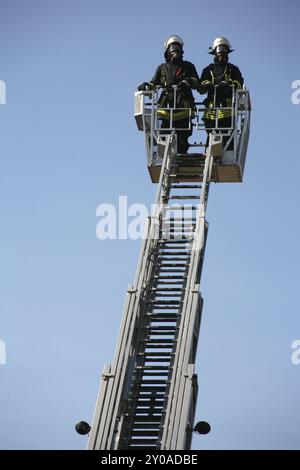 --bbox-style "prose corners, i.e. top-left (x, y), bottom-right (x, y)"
top-left (0, 0), bottom-right (300, 450)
